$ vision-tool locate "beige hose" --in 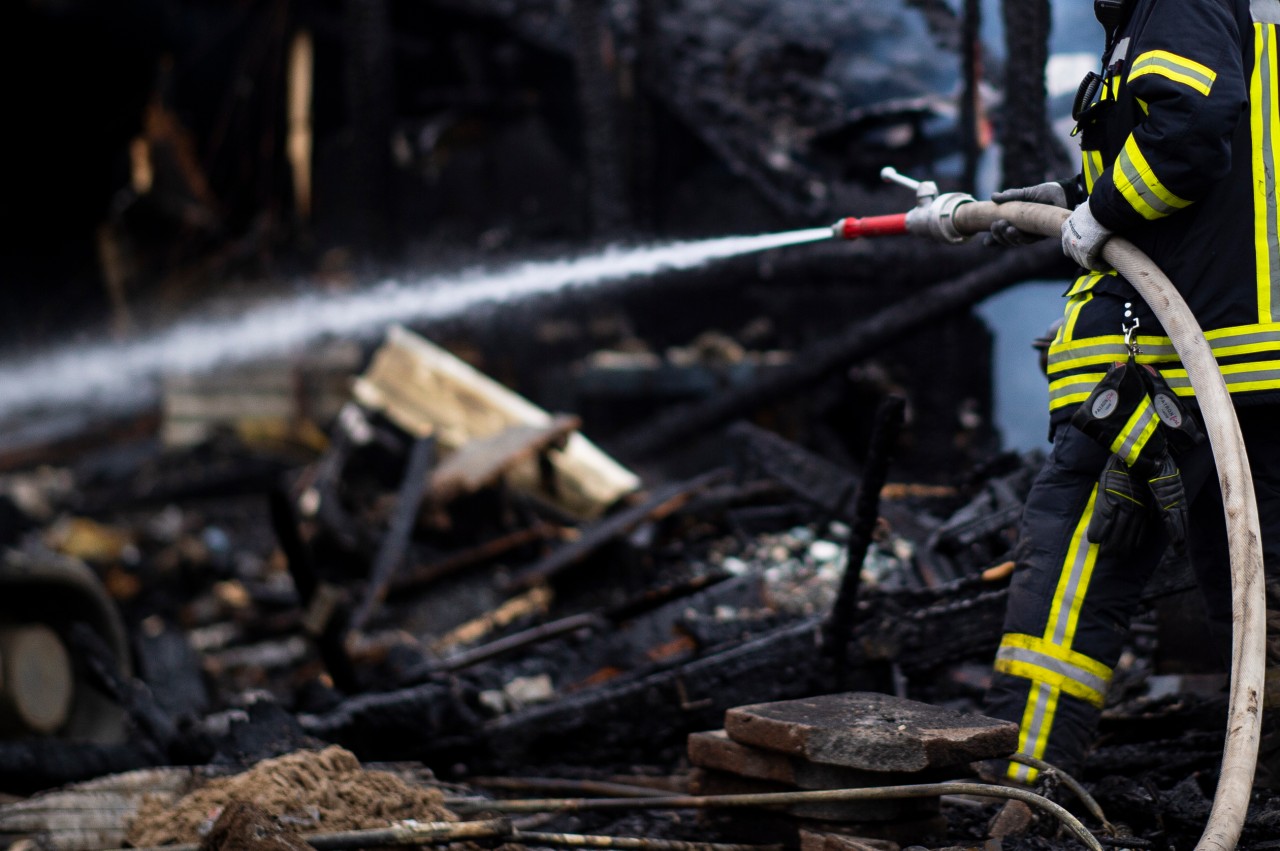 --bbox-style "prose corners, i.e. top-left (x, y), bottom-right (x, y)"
top-left (953, 200), bottom-right (1265, 851)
